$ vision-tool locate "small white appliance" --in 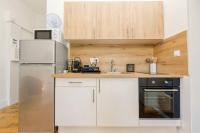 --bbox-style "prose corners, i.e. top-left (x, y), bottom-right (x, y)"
top-left (34, 29), bottom-right (62, 42)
